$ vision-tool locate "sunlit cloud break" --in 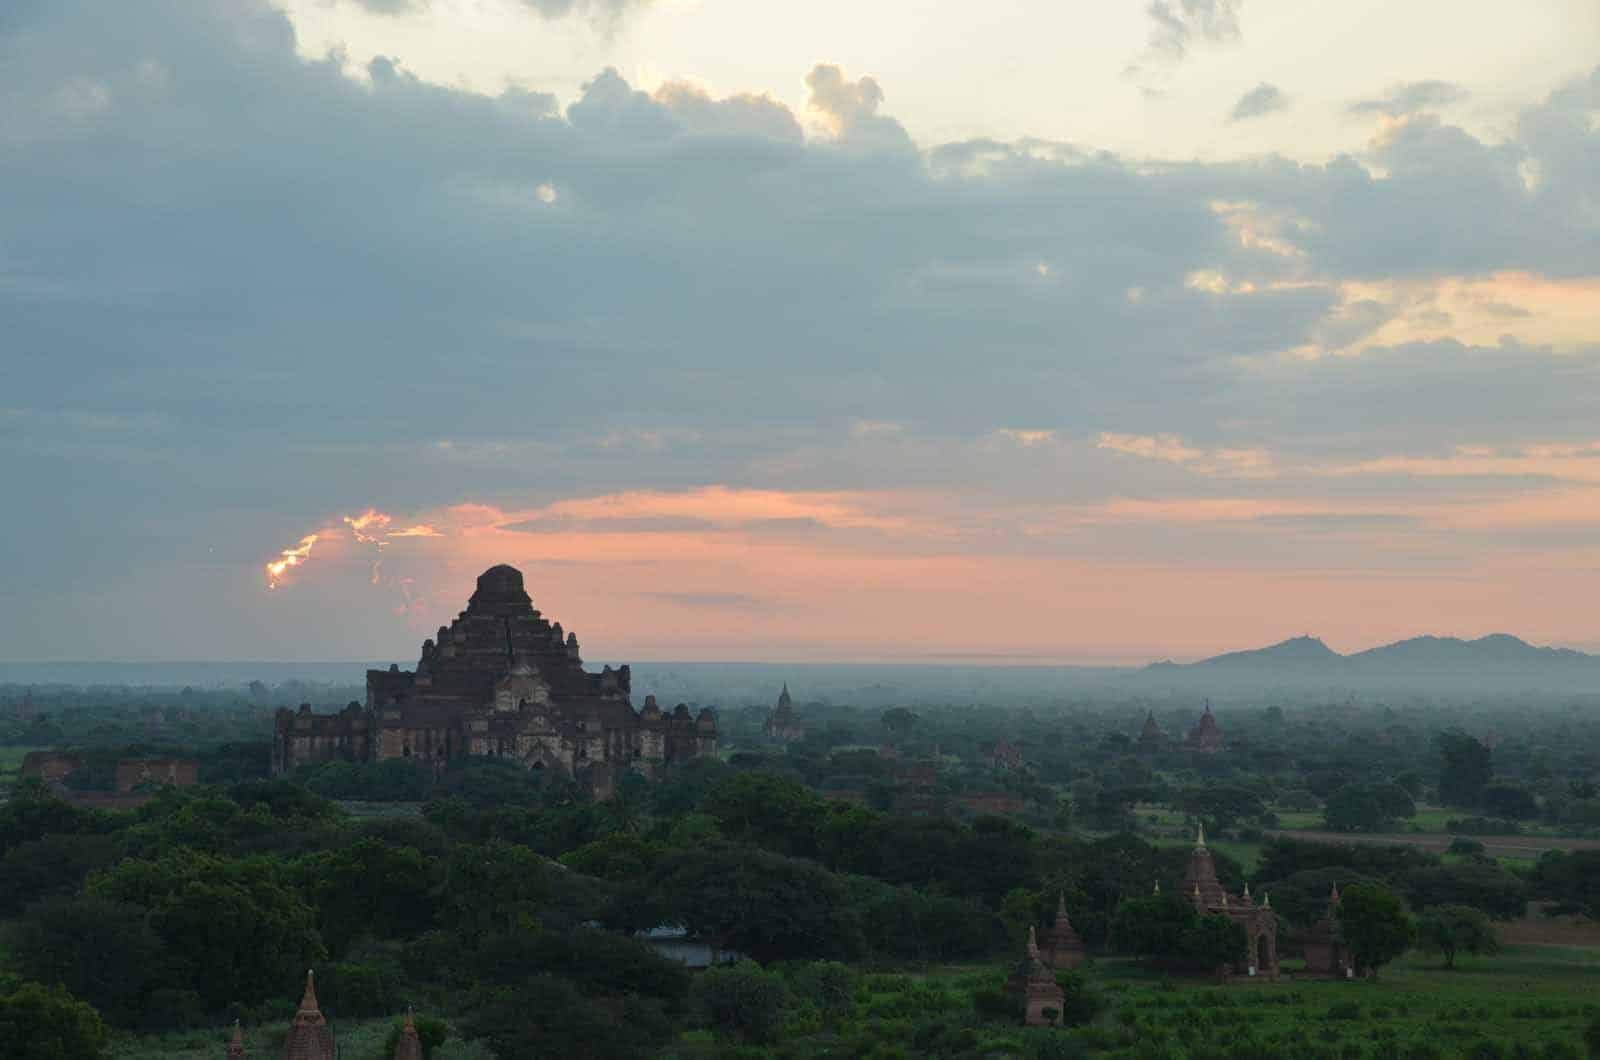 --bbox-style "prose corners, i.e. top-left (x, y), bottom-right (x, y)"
top-left (265, 534), bottom-right (320, 590)
top-left (264, 510), bottom-right (441, 590)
